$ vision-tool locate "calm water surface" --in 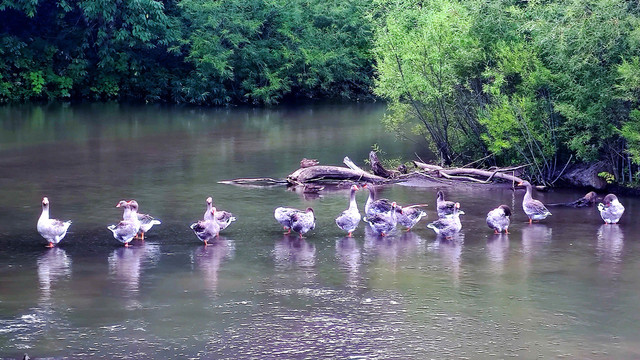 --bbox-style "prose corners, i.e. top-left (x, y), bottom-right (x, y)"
top-left (1, 103), bottom-right (639, 359)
